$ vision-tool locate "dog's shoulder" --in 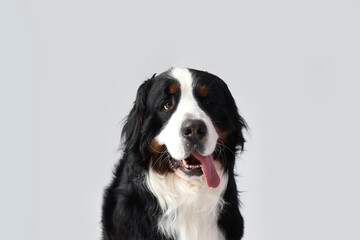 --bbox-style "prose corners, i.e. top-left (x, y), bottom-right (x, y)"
top-left (101, 154), bottom-right (168, 240)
